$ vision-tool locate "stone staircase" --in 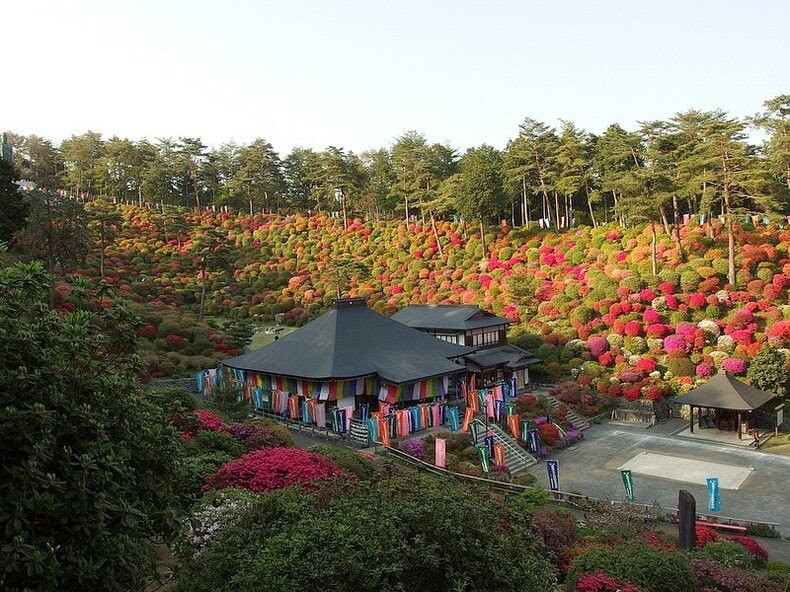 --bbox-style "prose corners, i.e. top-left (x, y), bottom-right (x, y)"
top-left (348, 418), bottom-right (370, 444)
top-left (472, 419), bottom-right (537, 476)
top-left (545, 395), bottom-right (591, 431)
